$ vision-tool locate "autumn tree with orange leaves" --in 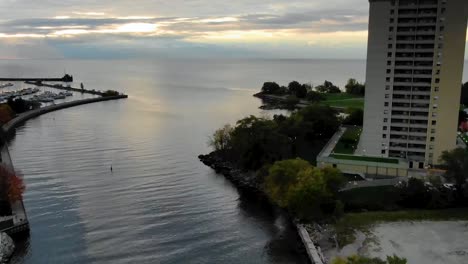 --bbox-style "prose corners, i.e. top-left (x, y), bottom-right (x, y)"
top-left (0, 165), bottom-right (25, 203)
